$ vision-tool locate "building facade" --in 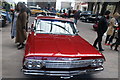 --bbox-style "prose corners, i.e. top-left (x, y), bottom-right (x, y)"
top-left (87, 2), bottom-right (120, 16)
